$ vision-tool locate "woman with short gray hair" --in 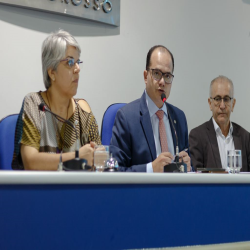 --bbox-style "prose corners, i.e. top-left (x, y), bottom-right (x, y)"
top-left (12, 30), bottom-right (101, 170)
